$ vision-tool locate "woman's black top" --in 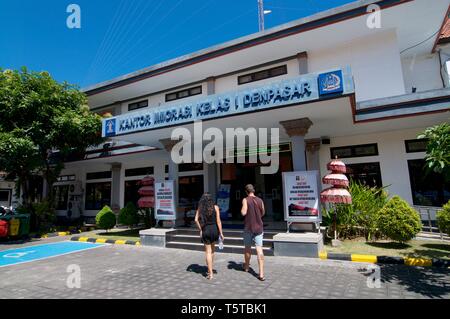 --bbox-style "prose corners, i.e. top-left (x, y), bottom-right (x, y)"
top-left (200, 207), bottom-right (219, 244)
